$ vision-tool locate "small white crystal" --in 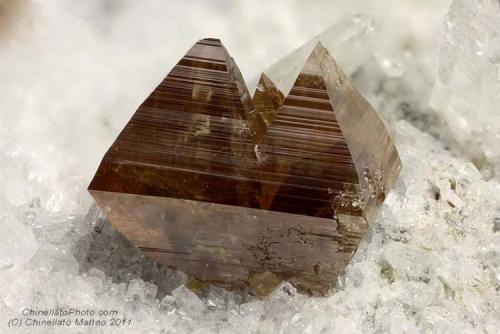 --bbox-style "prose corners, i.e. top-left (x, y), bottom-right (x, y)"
top-left (172, 285), bottom-right (206, 317)
top-left (0, 214), bottom-right (37, 268)
top-left (0, 266), bottom-right (36, 311)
